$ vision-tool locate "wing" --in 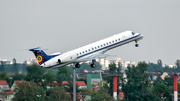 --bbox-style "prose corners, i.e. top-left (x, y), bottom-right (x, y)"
top-left (80, 53), bottom-right (116, 62)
